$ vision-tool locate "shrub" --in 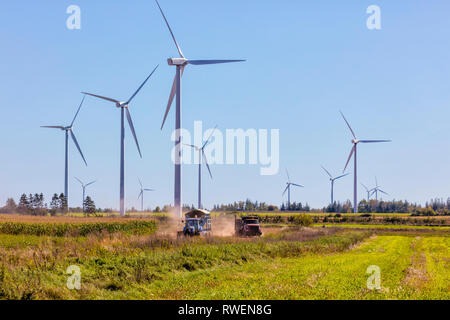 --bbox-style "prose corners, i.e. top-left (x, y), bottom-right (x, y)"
top-left (290, 214), bottom-right (313, 227)
top-left (411, 207), bottom-right (437, 217)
